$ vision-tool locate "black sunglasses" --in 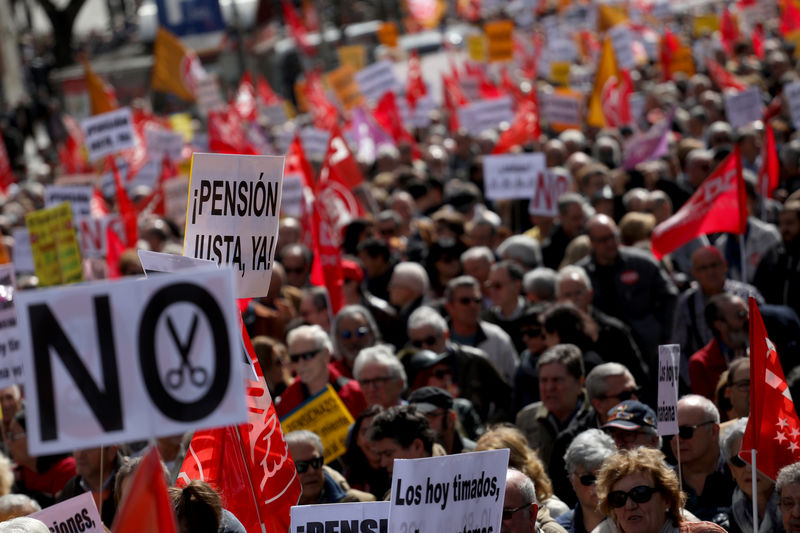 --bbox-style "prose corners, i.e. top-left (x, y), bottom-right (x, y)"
top-left (521, 327), bottom-right (542, 338)
top-left (577, 474), bottom-right (596, 487)
top-left (340, 326), bottom-right (370, 340)
top-left (729, 455), bottom-right (747, 468)
top-left (673, 420), bottom-right (715, 440)
top-left (412, 336), bottom-right (439, 349)
top-left (457, 296), bottom-right (482, 305)
top-left (502, 503), bottom-right (529, 520)
top-left (607, 486), bottom-right (660, 508)
top-left (289, 349), bottom-right (321, 364)
top-left (295, 456), bottom-right (324, 473)
top-left (608, 388), bottom-right (641, 403)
